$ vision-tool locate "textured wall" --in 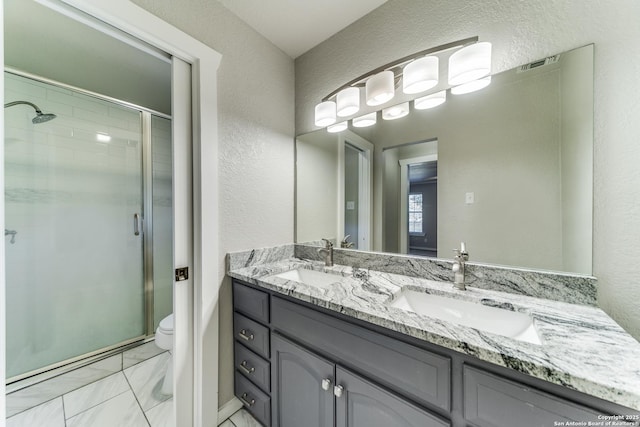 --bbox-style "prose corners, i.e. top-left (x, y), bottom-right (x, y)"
top-left (132, 0), bottom-right (295, 415)
top-left (296, 0), bottom-right (640, 339)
